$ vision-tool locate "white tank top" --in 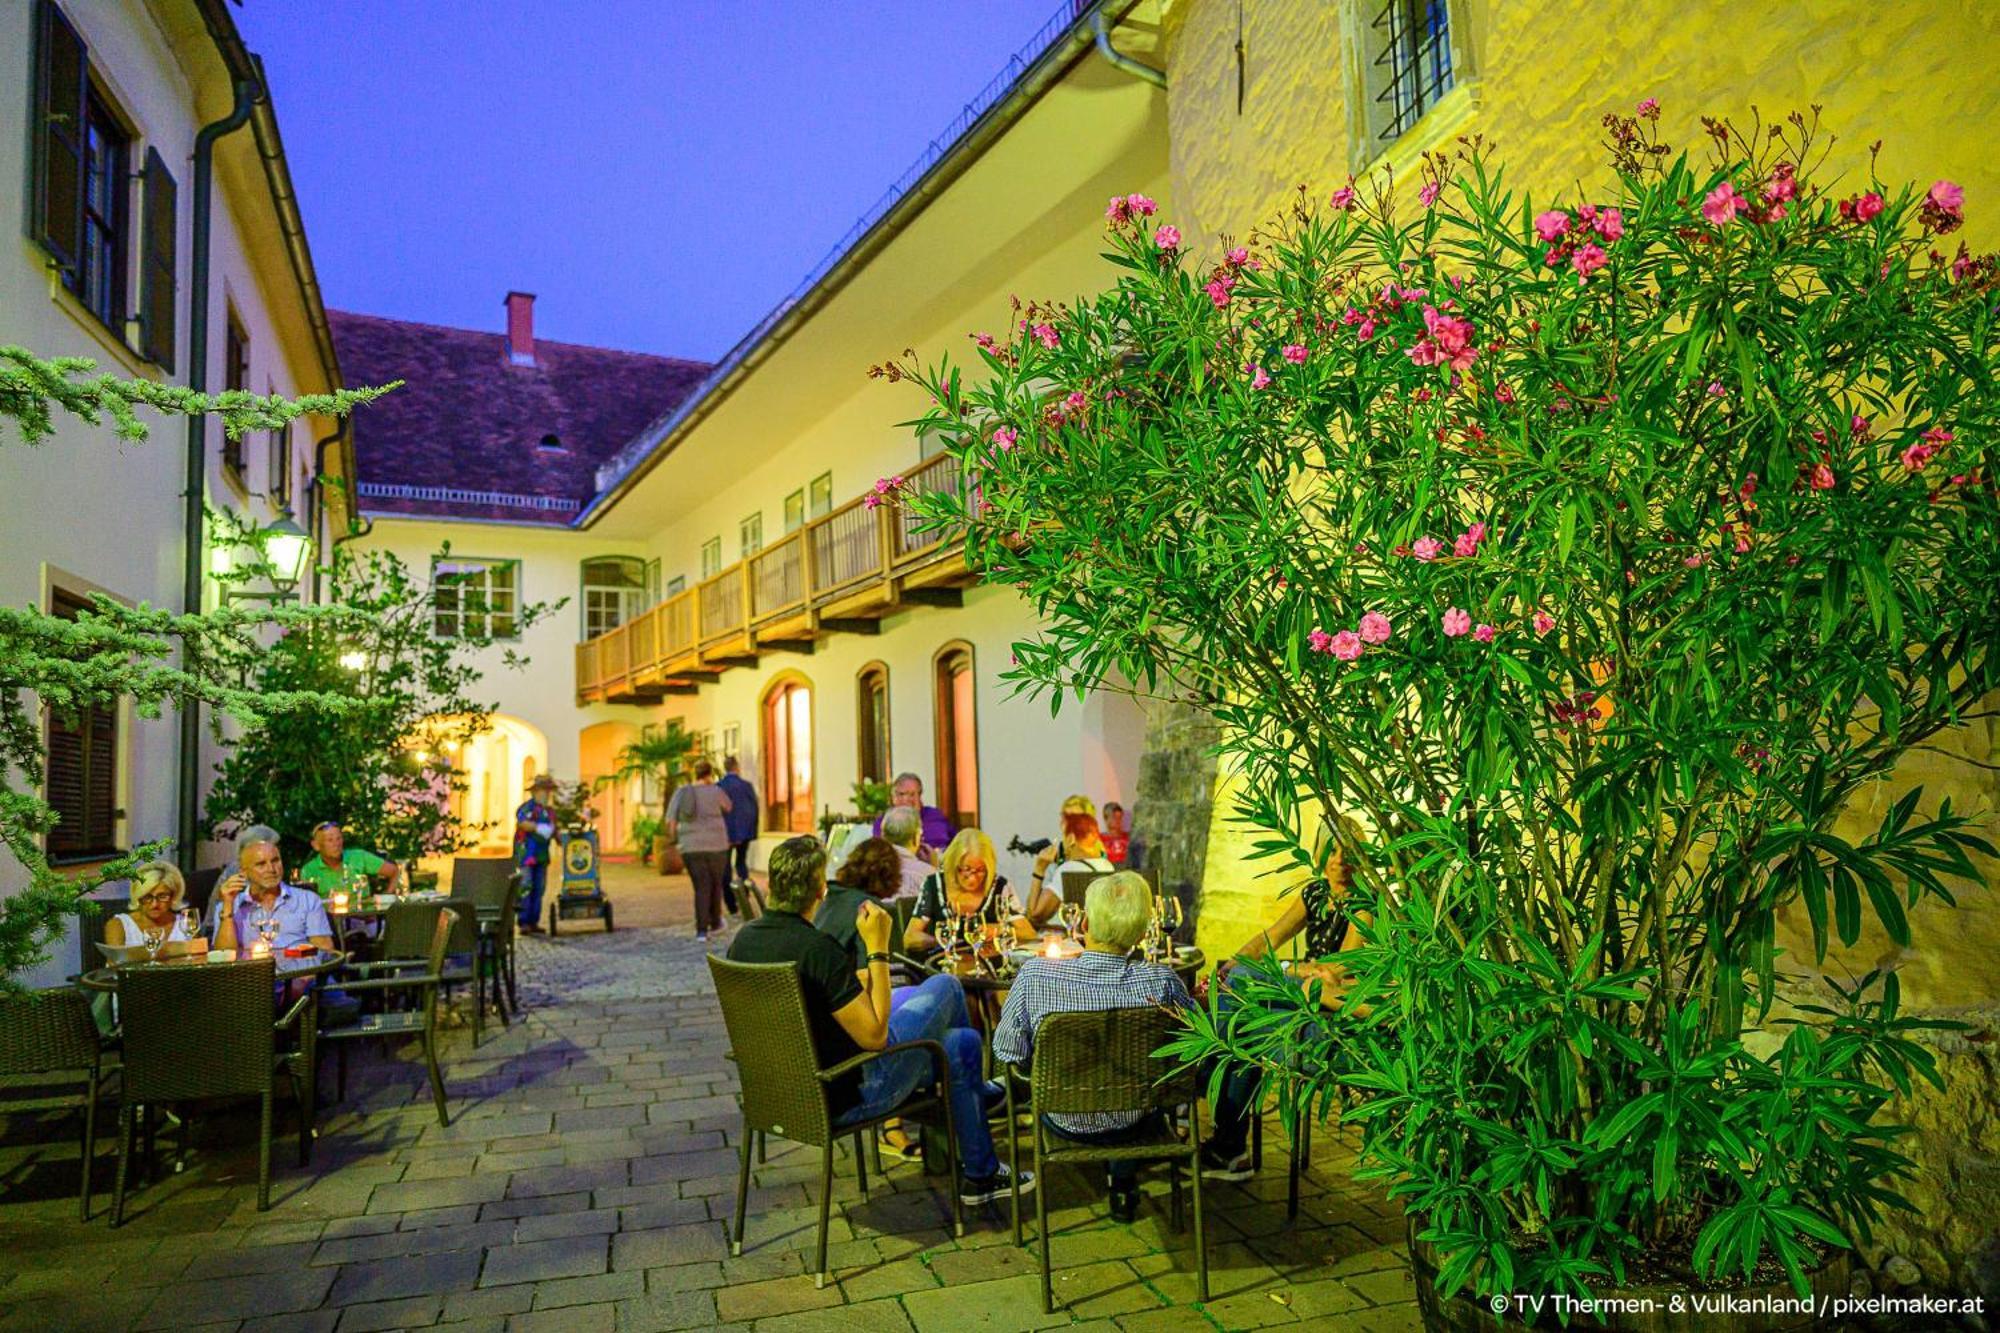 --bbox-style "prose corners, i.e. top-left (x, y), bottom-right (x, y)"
top-left (113, 913), bottom-right (191, 946)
